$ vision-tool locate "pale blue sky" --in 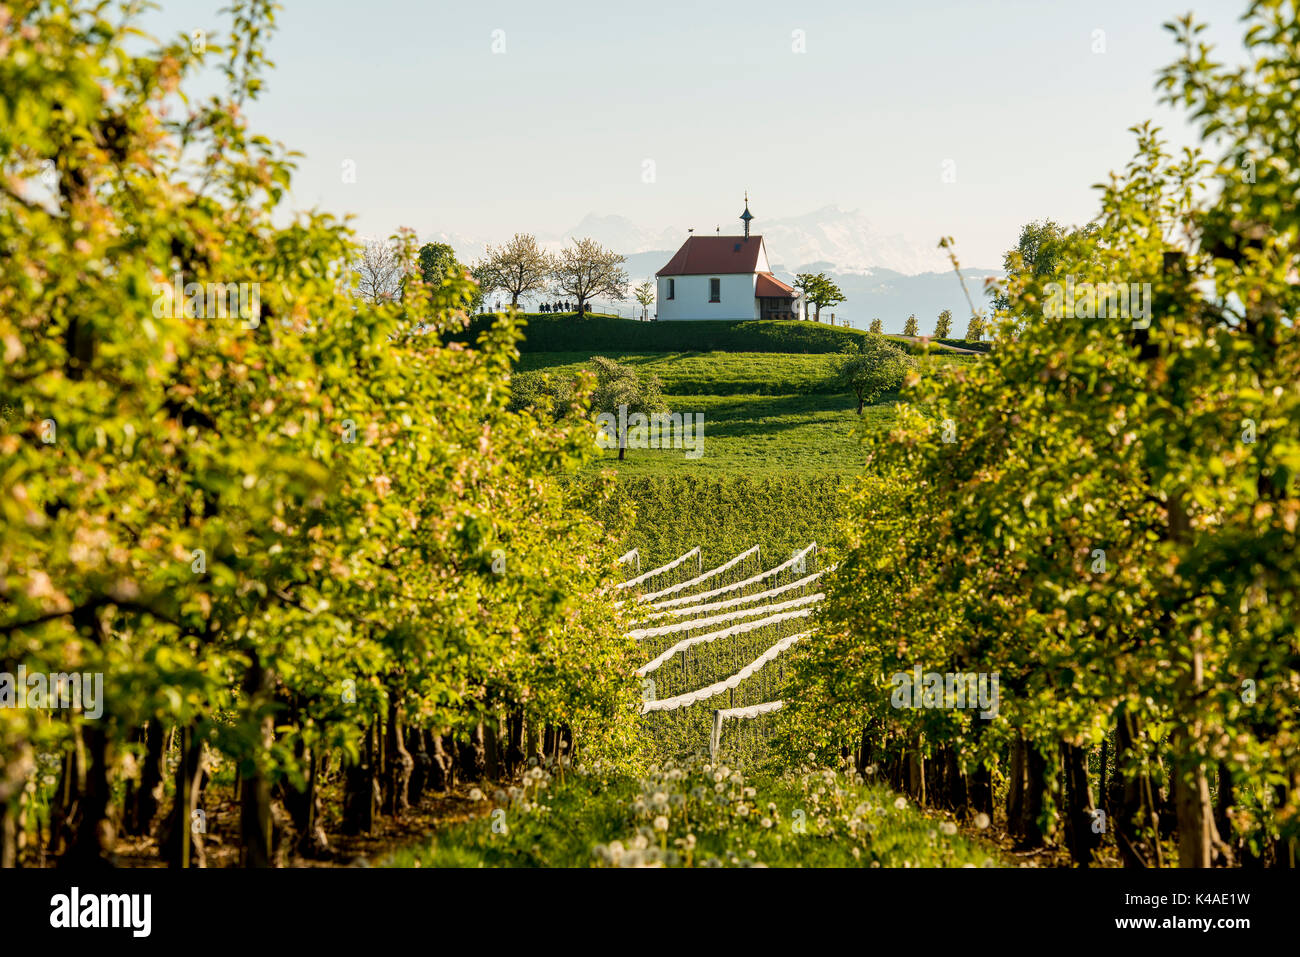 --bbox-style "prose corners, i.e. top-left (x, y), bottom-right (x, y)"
top-left (143, 0), bottom-right (1249, 269)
